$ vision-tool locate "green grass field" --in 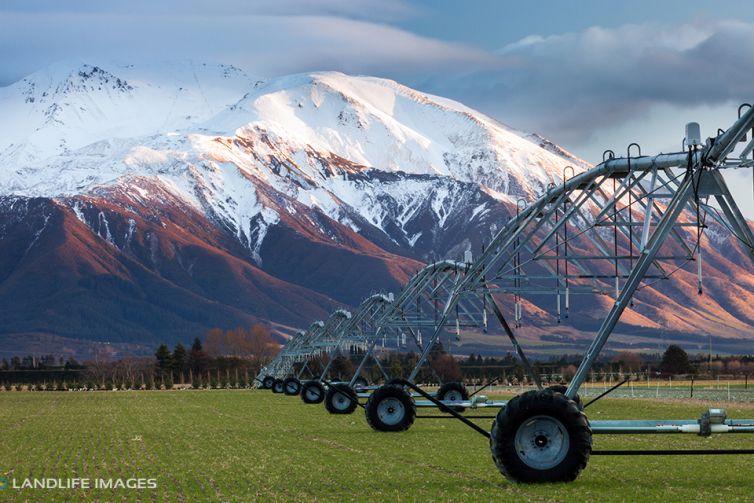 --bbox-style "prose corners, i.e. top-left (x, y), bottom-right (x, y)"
top-left (2, 390), bottom-right (754, 502)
